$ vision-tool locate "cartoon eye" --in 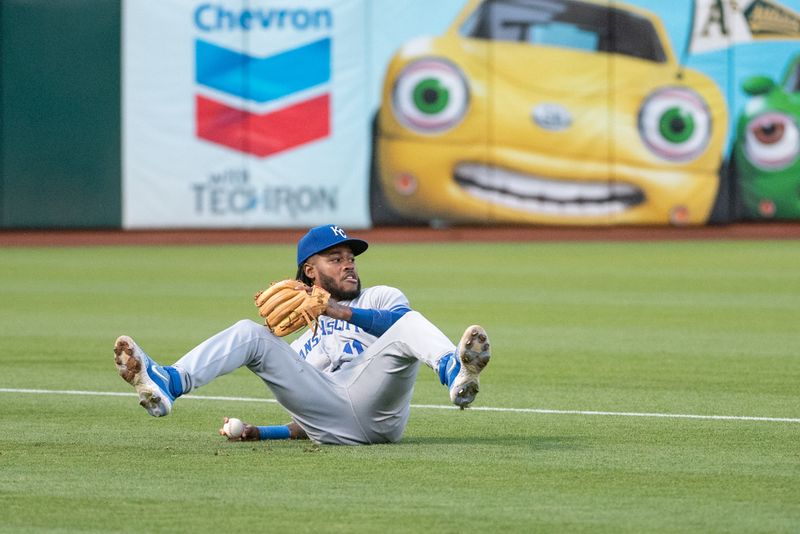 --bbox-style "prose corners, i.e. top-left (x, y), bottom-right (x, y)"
top-left (744, 112), bottom-right (800, 170)
top-left (639, 88), bottom-right (711, 162)
top-left (392, 59), bottom-right (469, 133)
